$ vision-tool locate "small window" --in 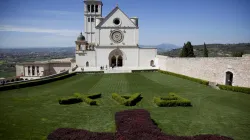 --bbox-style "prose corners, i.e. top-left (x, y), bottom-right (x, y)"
top-left (86, 61), bottom-right (89, 67)
top-left (87, 5), bottom-right (90, 12)
top-left (88, 18), bottom-right (91, 22)
top-left (28, 66), bottom-right (30, 75)
top-left (32, 66), bottom-right (35, 76)
top-left (37, 66), bottom-right (39, 74)
top-left (95, 5), bottom-right (98, 12)
top-left (91, 18), bottom-right (94, 22)
top-left (91, 5), bottom-right (94, 12)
